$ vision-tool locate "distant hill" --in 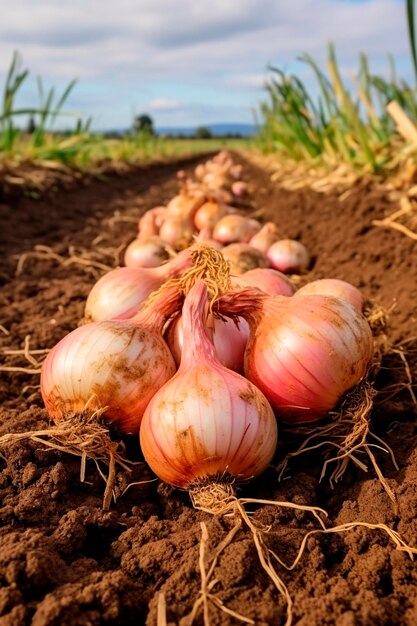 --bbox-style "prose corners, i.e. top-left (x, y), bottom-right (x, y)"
top-left (156, 123), bottom-right (257, 137)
